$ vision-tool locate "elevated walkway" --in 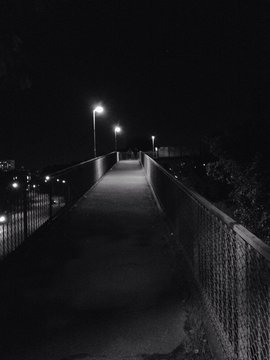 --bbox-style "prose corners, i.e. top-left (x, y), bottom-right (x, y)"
top-left (0, 160), bottom-right (187, 360)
